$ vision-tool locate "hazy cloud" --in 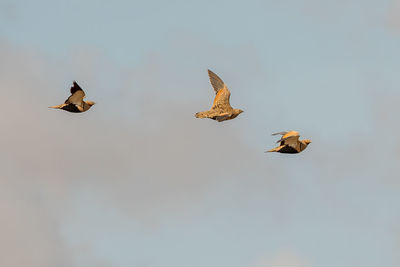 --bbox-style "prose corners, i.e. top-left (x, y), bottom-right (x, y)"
top-left (2, 11), bottom-right (400, 264)
top-left (386, 0), bottom-right (400, 31)
top-left (0, 38), bottom-right (280, 266)
top-left (253, 250), bottom-right (310, 267)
